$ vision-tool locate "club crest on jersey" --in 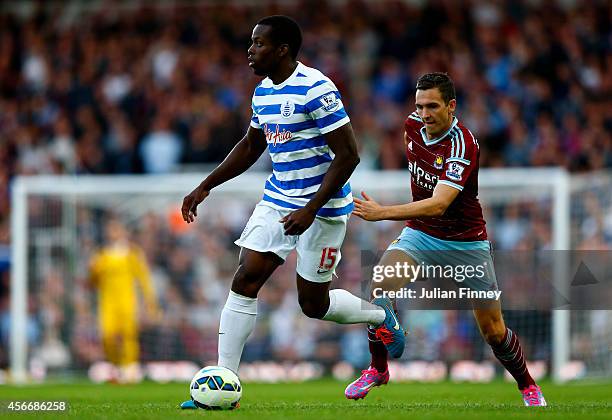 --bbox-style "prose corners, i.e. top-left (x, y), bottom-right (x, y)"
top-left (446, 162), bottom-right (465, 181)
top-left (281, 99), bottom-right (295, 118)
top-left (319, 92), bottom-right (340, 112)
top-left (434, 155), bottom-right (444, 169)
top-left (263, 123), bottom-right (293, 146)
